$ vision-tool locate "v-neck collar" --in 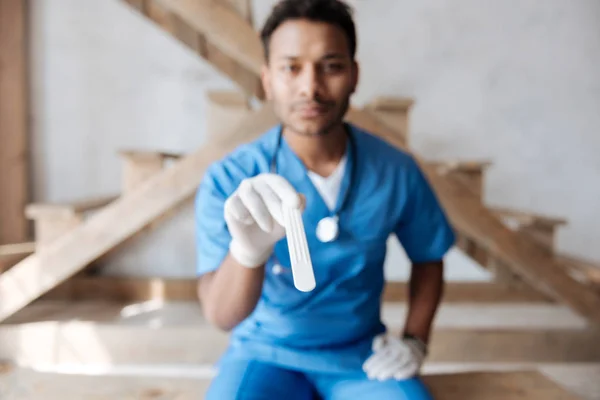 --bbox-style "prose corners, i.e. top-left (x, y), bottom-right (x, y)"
top-left (273, 124), bottom-right (355, 218)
